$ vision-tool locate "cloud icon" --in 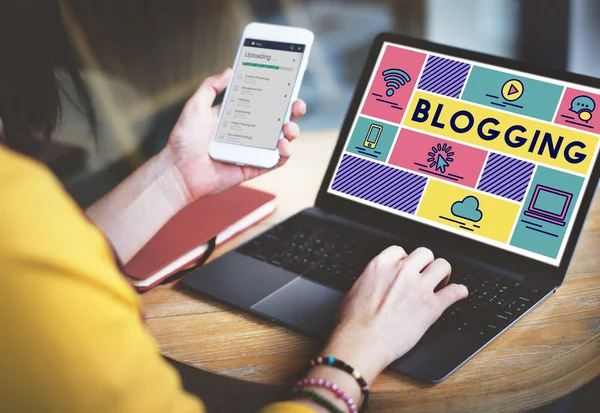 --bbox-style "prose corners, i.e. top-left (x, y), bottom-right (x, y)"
top-left (451, 196), bottom-right (483, 222)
